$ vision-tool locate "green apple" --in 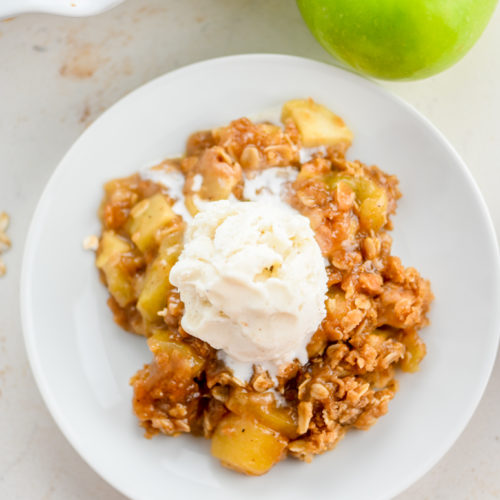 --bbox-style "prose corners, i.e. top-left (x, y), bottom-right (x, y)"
top-left (297, 0), bottom-right (498, 80)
